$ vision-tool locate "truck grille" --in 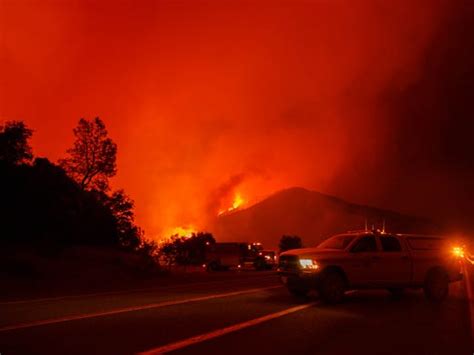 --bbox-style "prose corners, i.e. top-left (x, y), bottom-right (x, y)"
top-left (278, 255), bottom-right (299, 272)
